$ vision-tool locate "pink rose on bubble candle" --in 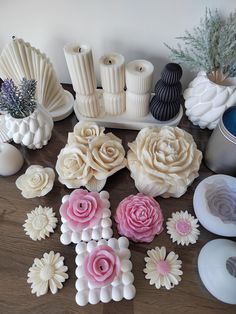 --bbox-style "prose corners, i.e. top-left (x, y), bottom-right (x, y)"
top-left (115, 193), bottom-right (164, 243)
top-left (84, 245), bottom-right (120, 287)
top-left (60, 189), bottom-right (104, 231)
